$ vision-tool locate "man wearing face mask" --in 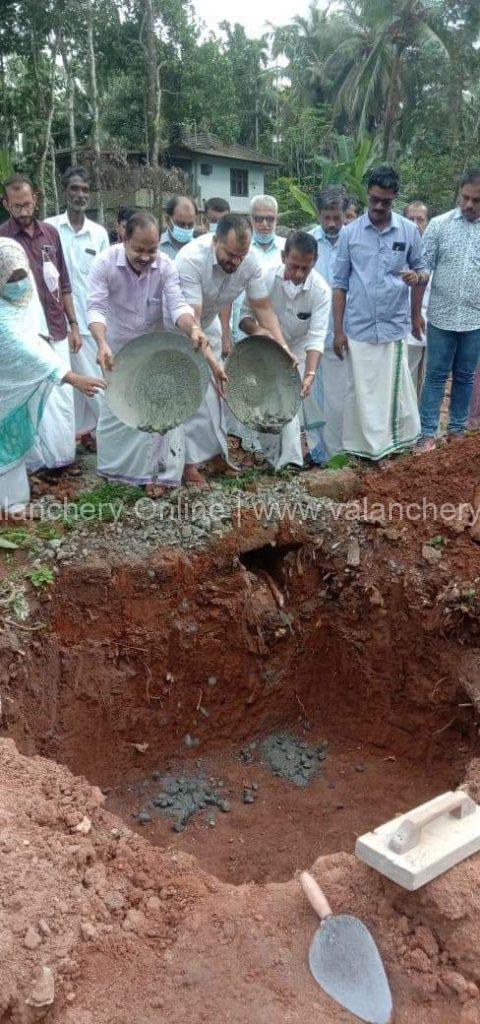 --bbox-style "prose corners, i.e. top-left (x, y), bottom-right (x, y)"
top-left (0, 173), bottom-right (82, 479)
top-left (239, 231), bottom-right (331, 470)
top-left (87, 212), bottom-right (225, 497)
top-left (46, 166), bottom-right (109, 451)
top-left (204, 198), bottom-right (230, 234)
top-left (308, 185), bottom-right (349, 462)
top-left (159, 195), bottom-right (197, 261)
